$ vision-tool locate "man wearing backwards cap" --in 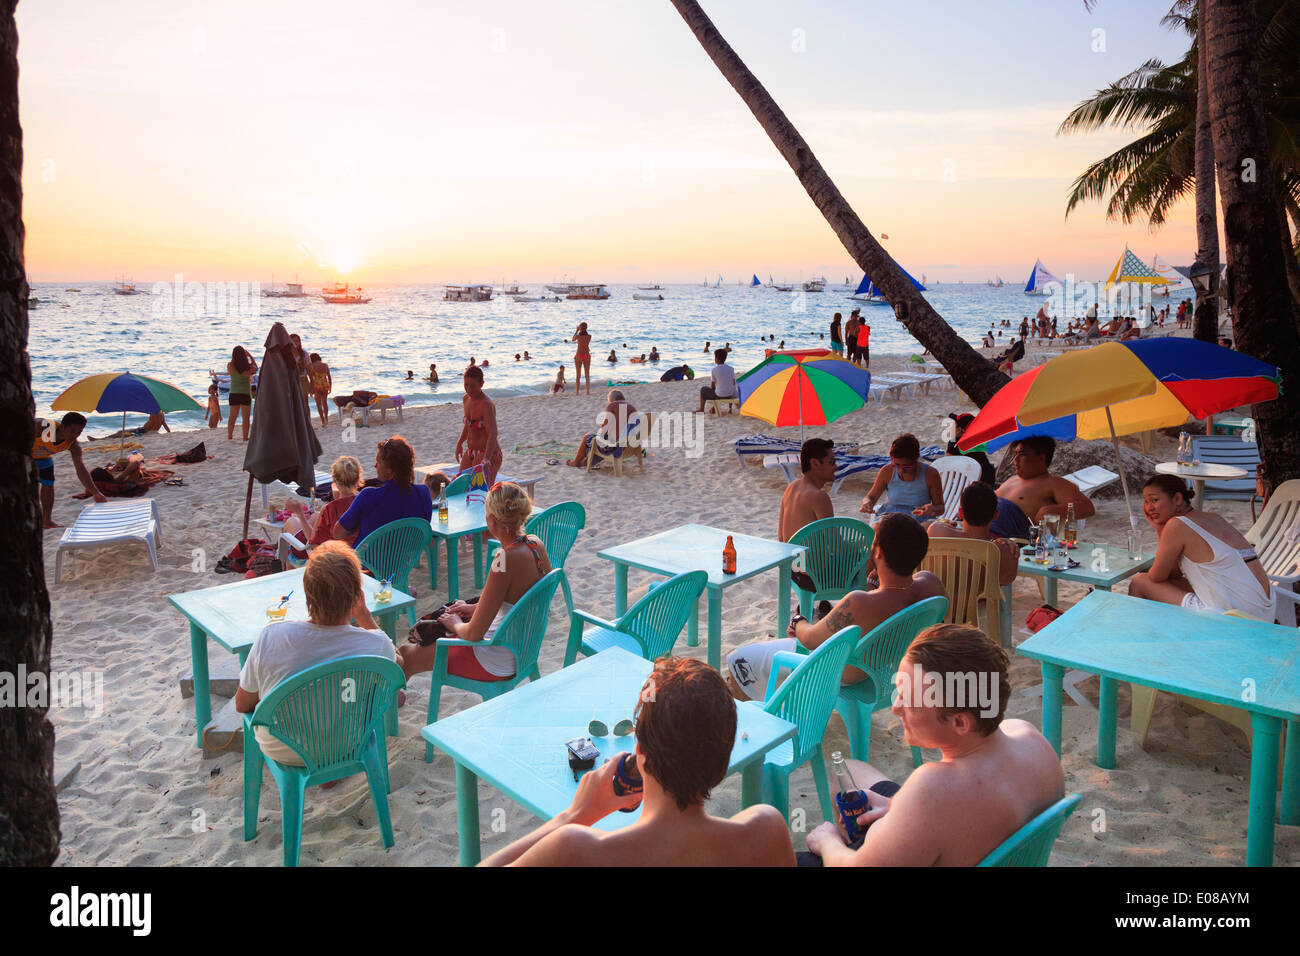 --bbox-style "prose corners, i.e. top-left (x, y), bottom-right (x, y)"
top-left (945, 413), bottom-right (995, 486)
